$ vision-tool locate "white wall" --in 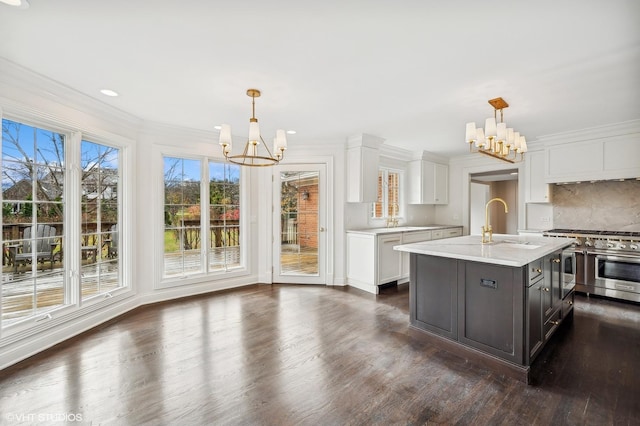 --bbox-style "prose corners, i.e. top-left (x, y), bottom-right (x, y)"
top-left (469, 182), bottom-right (490, 235)
top-left (526, 203), bottom-right (554, 230)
